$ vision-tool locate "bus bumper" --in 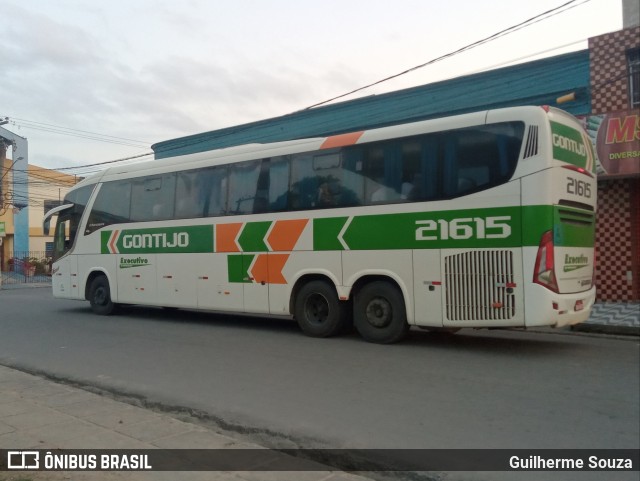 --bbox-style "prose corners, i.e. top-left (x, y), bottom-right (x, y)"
top-left (525, 286), bottom-right (596, 328)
